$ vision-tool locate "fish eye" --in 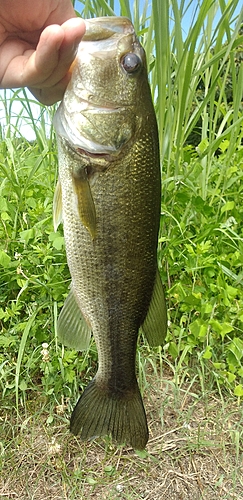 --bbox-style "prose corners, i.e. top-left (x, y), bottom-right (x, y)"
top-left (121, 53), bottom-right (142, 74)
